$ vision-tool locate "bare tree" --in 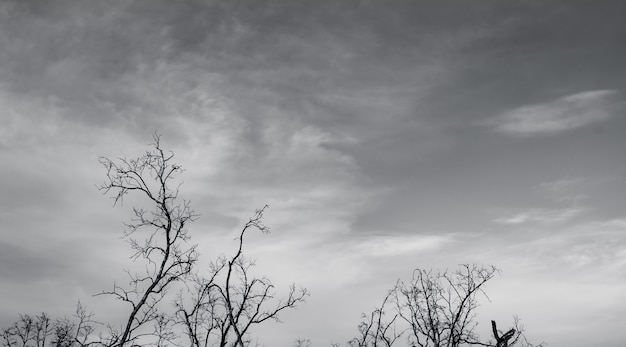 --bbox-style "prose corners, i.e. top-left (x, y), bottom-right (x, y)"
top-left (175, 206), bottom-right (309, 347)
top-left (4, 135), bottom-right (312, 347)
top-left (491, 320), bottom-right (514, 347)
top-left (348, 291), bottom-right (402, 347)
top-left (2, 313), bottom-right (51, 347)
top-left (96, 134), bottom-right (199, 347)
top-left (393, 265), bottom-right (543, 347)
top-left (394, 264), bottom-right (498, 347)
top-left (340, 264), bottom-right (543, 347)
top-left (293, 338), bottom-right (312, 347)
top-left (8, 135), bottom-right (546, 347)
top-left (2, 303), bottom-right (98, 347)
top-left (490, 318), bottom-right (545, 347)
